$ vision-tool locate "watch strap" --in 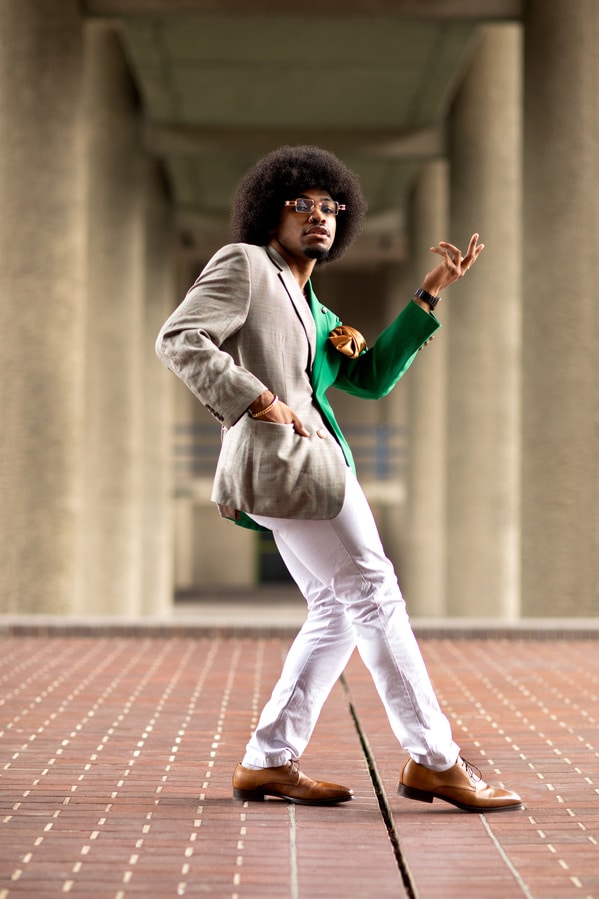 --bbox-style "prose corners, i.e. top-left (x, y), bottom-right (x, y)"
top-left (414, 287), bottom-right (441, 311)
